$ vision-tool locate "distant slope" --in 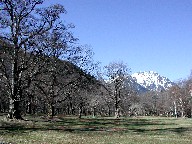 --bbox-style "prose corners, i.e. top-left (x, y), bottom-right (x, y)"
top-left (124, 76), bottom-right (149, 93)
top-left (105, 75), bottom-right (148, 93)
